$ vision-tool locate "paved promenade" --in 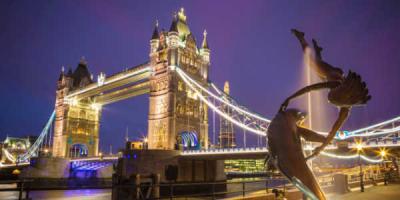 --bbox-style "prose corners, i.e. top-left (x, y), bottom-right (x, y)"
top-left (329, 183), bottom-right (400, 200)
